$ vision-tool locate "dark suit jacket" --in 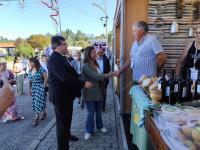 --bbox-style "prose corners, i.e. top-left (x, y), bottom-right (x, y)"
top-left (102, 54), bottom-right (111, 87)
top-left (48, 51), bottom-right (85, 105)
